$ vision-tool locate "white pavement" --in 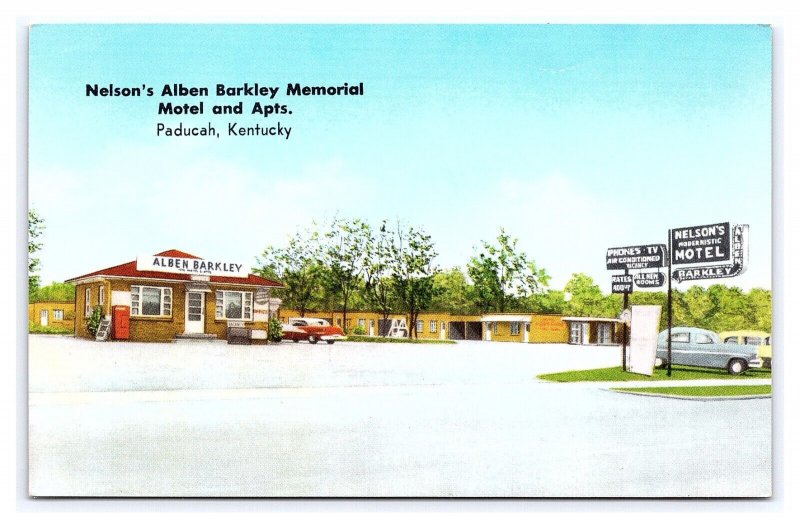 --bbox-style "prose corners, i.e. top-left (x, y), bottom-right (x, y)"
top-left (27, 335), bottom-right (771, 497)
